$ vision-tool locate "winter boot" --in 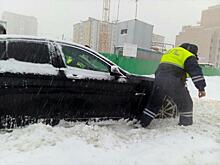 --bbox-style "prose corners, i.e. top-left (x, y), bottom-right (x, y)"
top-left (140, 108), bottom-right (156, 127)
top-left (178, 115), bottom-right (193, 126)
